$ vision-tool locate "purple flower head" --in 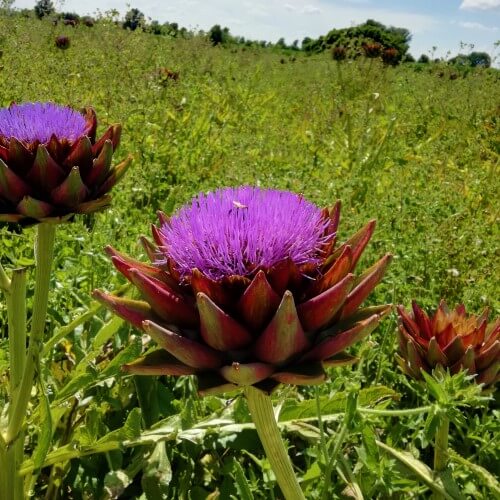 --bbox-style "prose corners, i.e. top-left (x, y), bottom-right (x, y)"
top-left (158, 186), bottom-right (333, 280)
top-left (0, 102), bottom-right (88, 144)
